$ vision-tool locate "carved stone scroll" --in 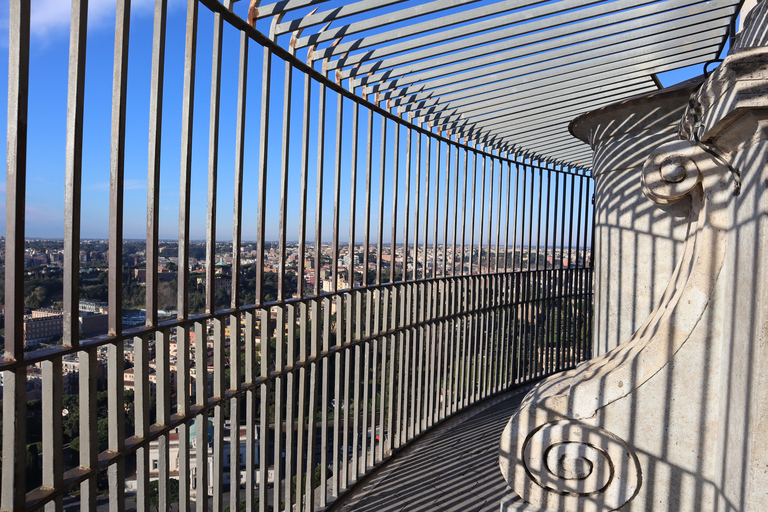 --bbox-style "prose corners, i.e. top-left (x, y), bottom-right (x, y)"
top-left (500, 6), bottom-right (768, 510)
